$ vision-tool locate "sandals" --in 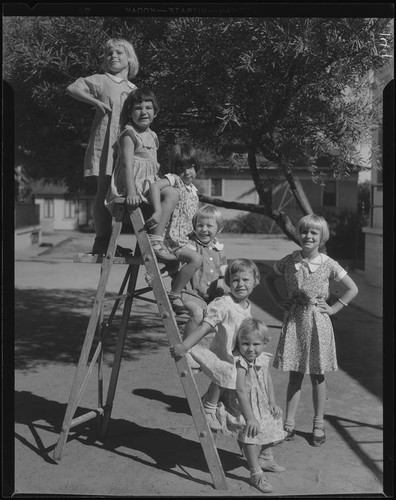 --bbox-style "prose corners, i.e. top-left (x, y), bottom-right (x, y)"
top-left (151, 241), bottom-right (177, 262)
top-left (258, 457), bottom-right (286, 473)
top-left (250, 472), bottom-right (273, 494)
top-left (284, 426), bottom-right (295, 440)
top-left (168, 292), bottom-right (188, 315)
top-left (204, 412), bottom-right (222, 431)
top-left (312, 425), bottom-right (326, 446)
